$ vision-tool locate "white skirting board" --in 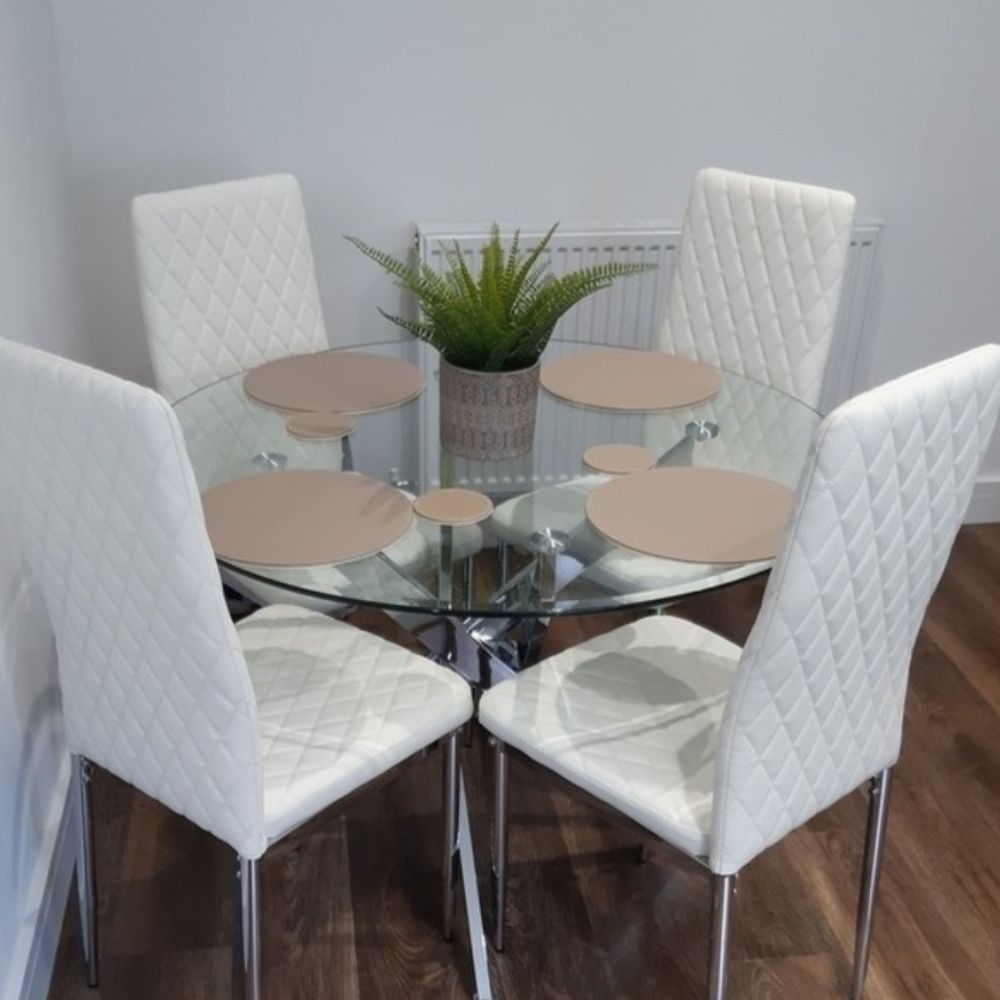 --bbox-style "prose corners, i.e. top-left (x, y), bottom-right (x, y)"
top-left (966, 476), bottom-right (1000, 524)
top-left (11, 773), bottom-right (74, 1000)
